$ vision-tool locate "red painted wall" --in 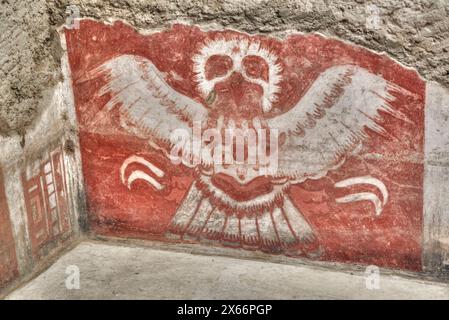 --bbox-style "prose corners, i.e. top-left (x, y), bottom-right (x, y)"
top-left (0, 168), bottom-right (18, 287)
top-left (66, 21), bottom-right (425, 271)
